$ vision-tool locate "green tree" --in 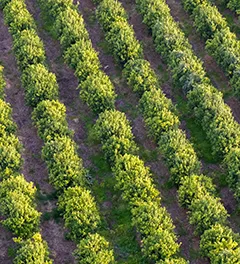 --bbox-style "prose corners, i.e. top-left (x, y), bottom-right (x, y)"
top-left (58, 186), bottom-right (101, 241)
top-left (32, 100), bottom-right (71, 141)
top-left (0, 99), bottom-right (16, 135)
top-left (139, 89), bottom-right (179, 140)
top-left (0, 175), bottom-right (36, 201)
top-left (189, 195), bottom-right (228, 235)
top-left (178, 174), bottom-right (216, 207)
top-left (0, 65), bottom-right (6, 99)
top-left (54, 7), bottom-right (88, 50)
top-left (200, 224), bottom-right (240, 262)
top-left (0, 190), bottom-right (40, 238)
top-left (13, 29), bottom-right (45, 71)
top-left (21, 64), bottom-right (59, 107)
top-left (159, 129), bottom-right (201, 183)
top-left (123, 59), bottom-right (159, 94)
top-left (131, 200), bottom-right (174, 236)
top-left (80, 71), bottom-right (116, 113)
top-left (3, 0), bottom-right (36, 36)
top-left (106, 18), bottom-right (143, 64)
top-left (64, 39), bottom-right (100, 74)
top-left (142, 228), bottom-right (180, 261)
top-left (96, 0), bottom-right (127, 32)
top-left (94, 110), bottom-right (134, 142)
top-left (13, 233), bottom-right (52, 264)
top-left (0, 133), bottom-right (22, 179)
top-left (114, 154), bottom-right (160, 204)
top-left (192, 3), bottom-right (227, 39)
top-left (42, 136), bottom-right (86, 191)
top-left (74, 233), bottom-right (114, 264)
